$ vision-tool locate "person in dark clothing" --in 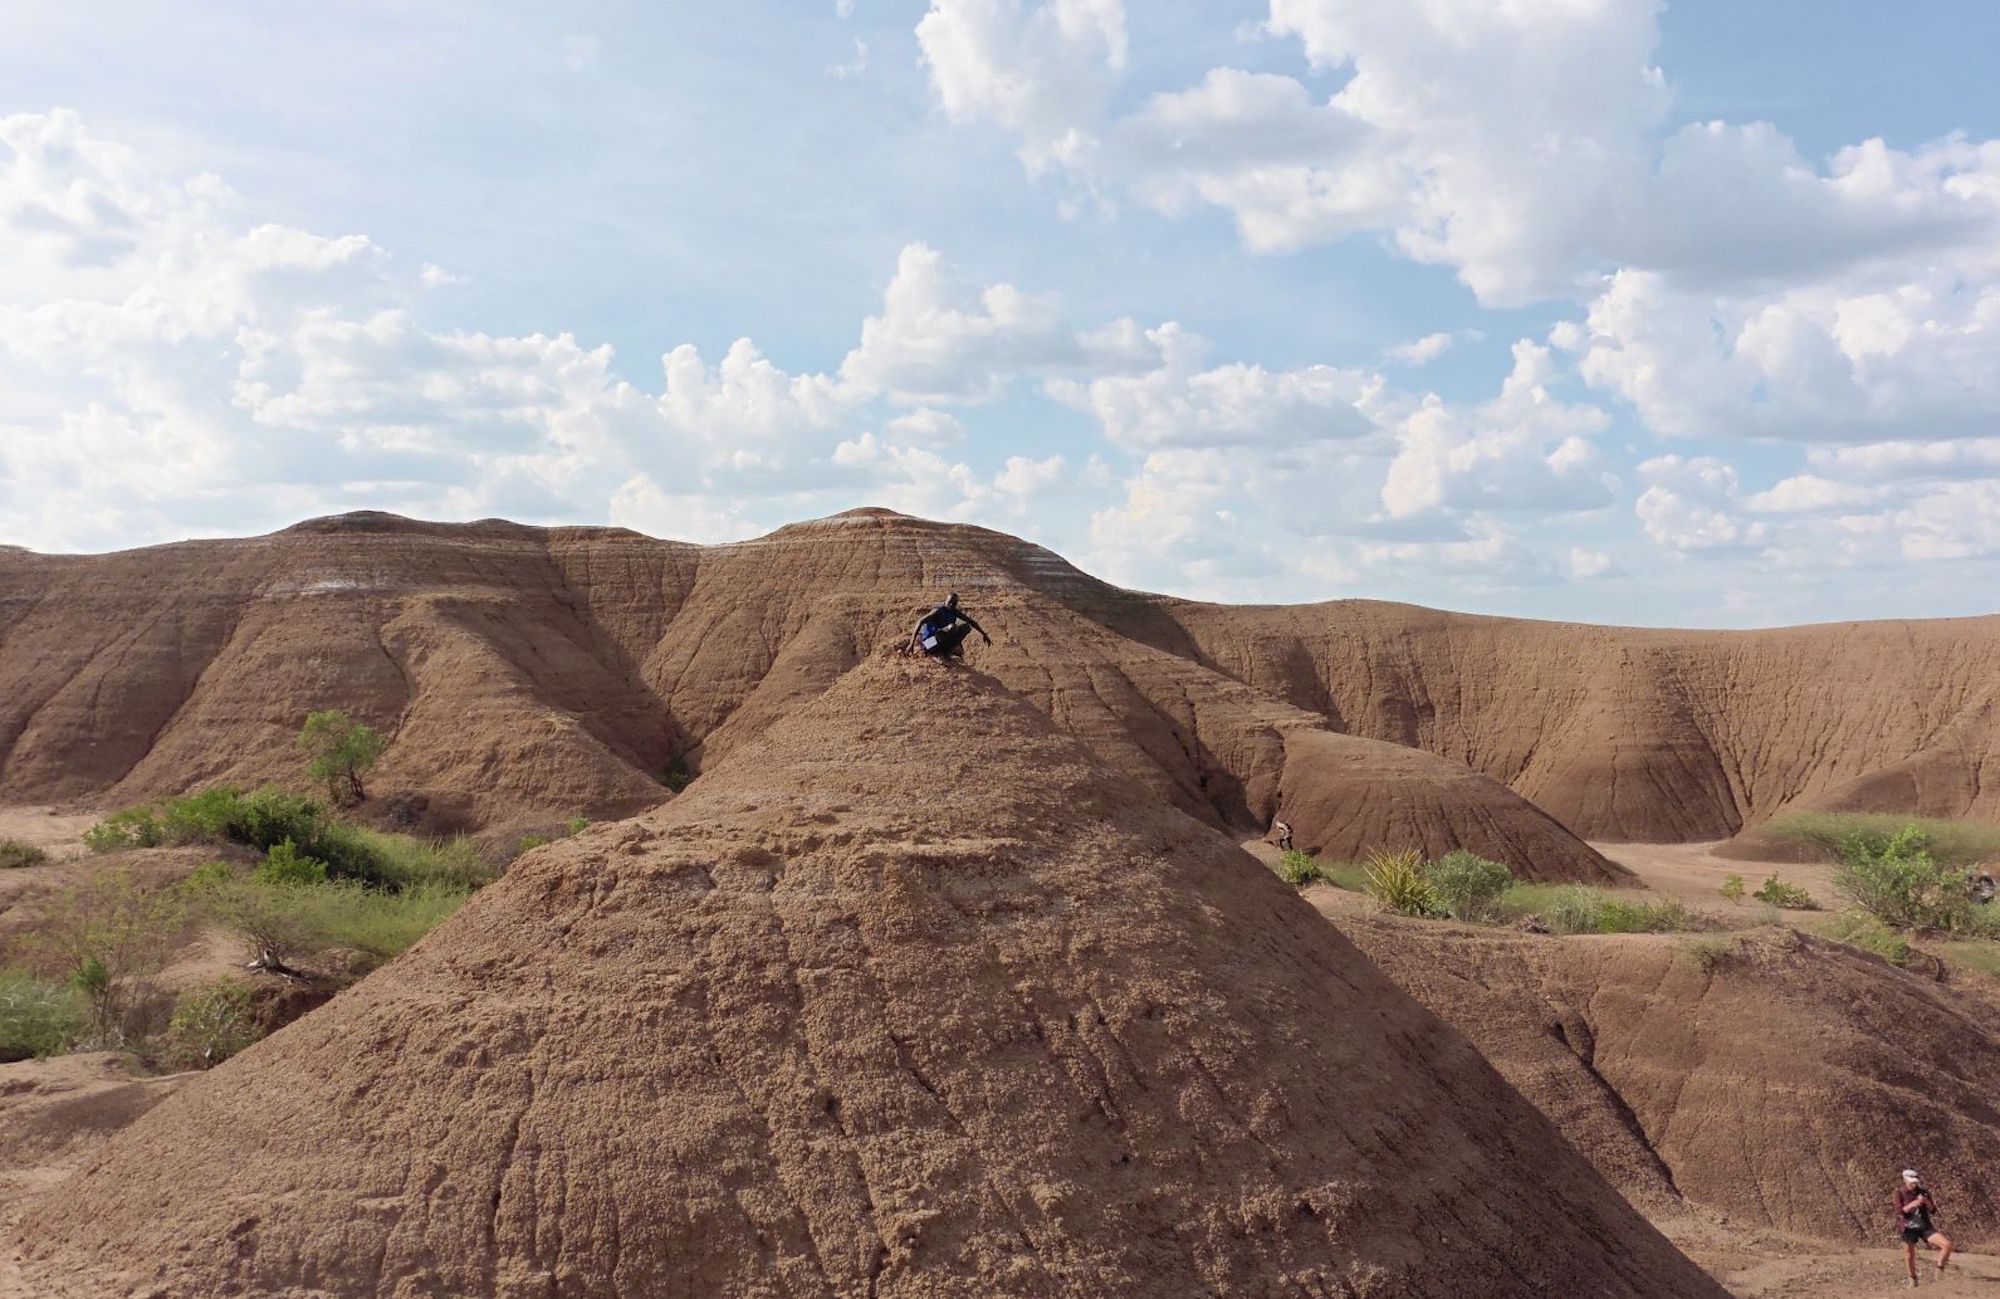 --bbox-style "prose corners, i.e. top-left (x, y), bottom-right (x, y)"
top-left (1895, 1168), bottom-right (1952, 1285)
top-left (908, 593), bottom-right (989, 659)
